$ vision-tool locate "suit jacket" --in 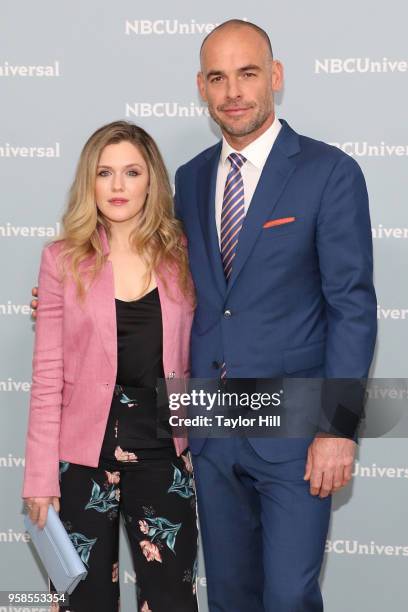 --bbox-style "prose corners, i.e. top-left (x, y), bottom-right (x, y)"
top-left (23, 226), bottom-right (194, 498)
top-left (175, 119), bottom-right (377, 457)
